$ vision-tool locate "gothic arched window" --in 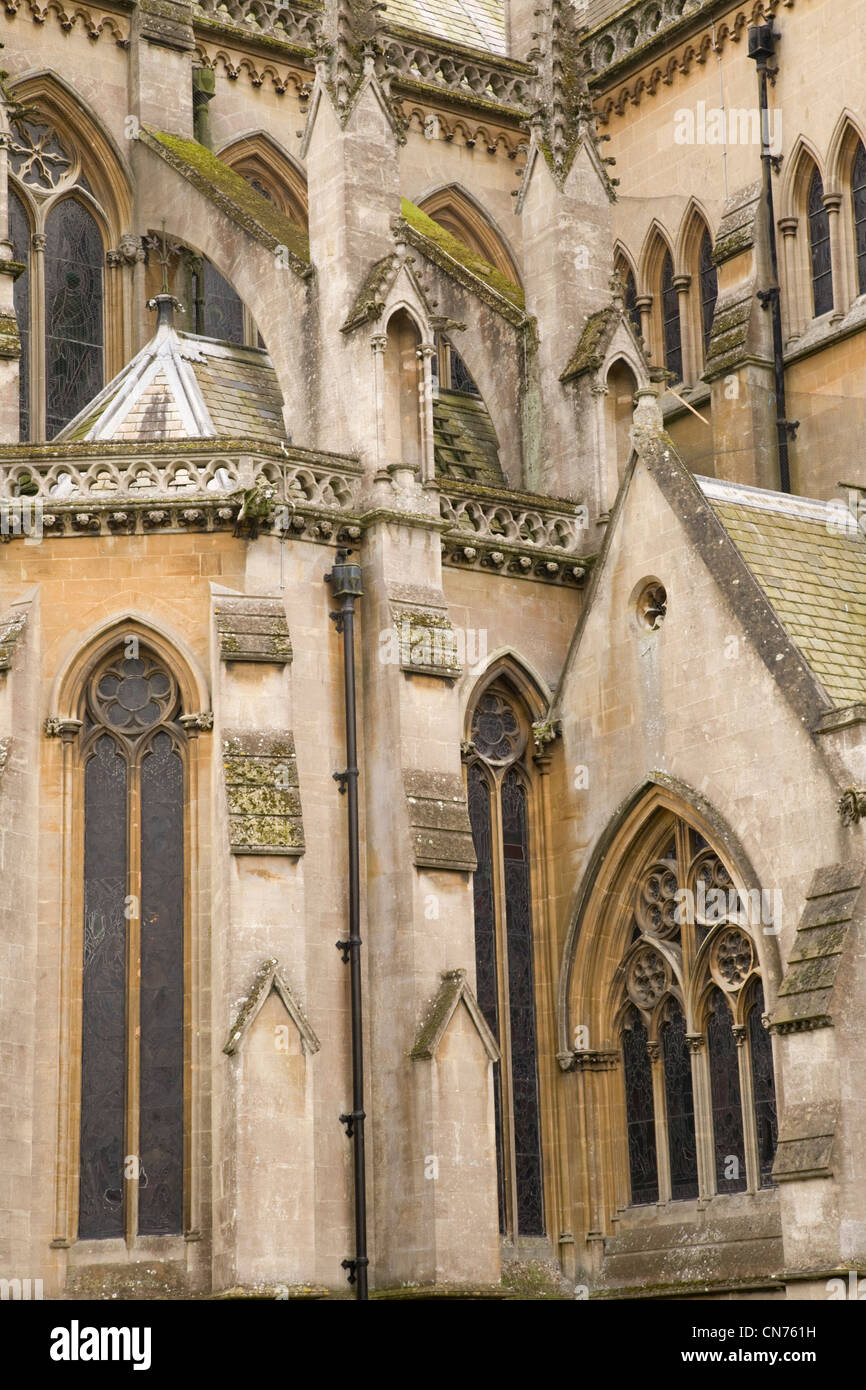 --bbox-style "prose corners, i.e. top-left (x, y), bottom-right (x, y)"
top-left (44, 198), bottom-right (104, 439)
top-left (808, 166), bottom-right (833, 316)
top-left (9, 116), bottom-right (108, 440)
top-left (698, 229), bottom-right (718, 358)
top-left (78, 644), bottom-right (186, 1241)
top-left (615, 815), bottom-right (777, 1205)
top-left (852, 141), bottom-right (866, 296)
top-left (466, 685), bottom-right (545, 1238)
top-left (660, 250), bottom-right (682, 382)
